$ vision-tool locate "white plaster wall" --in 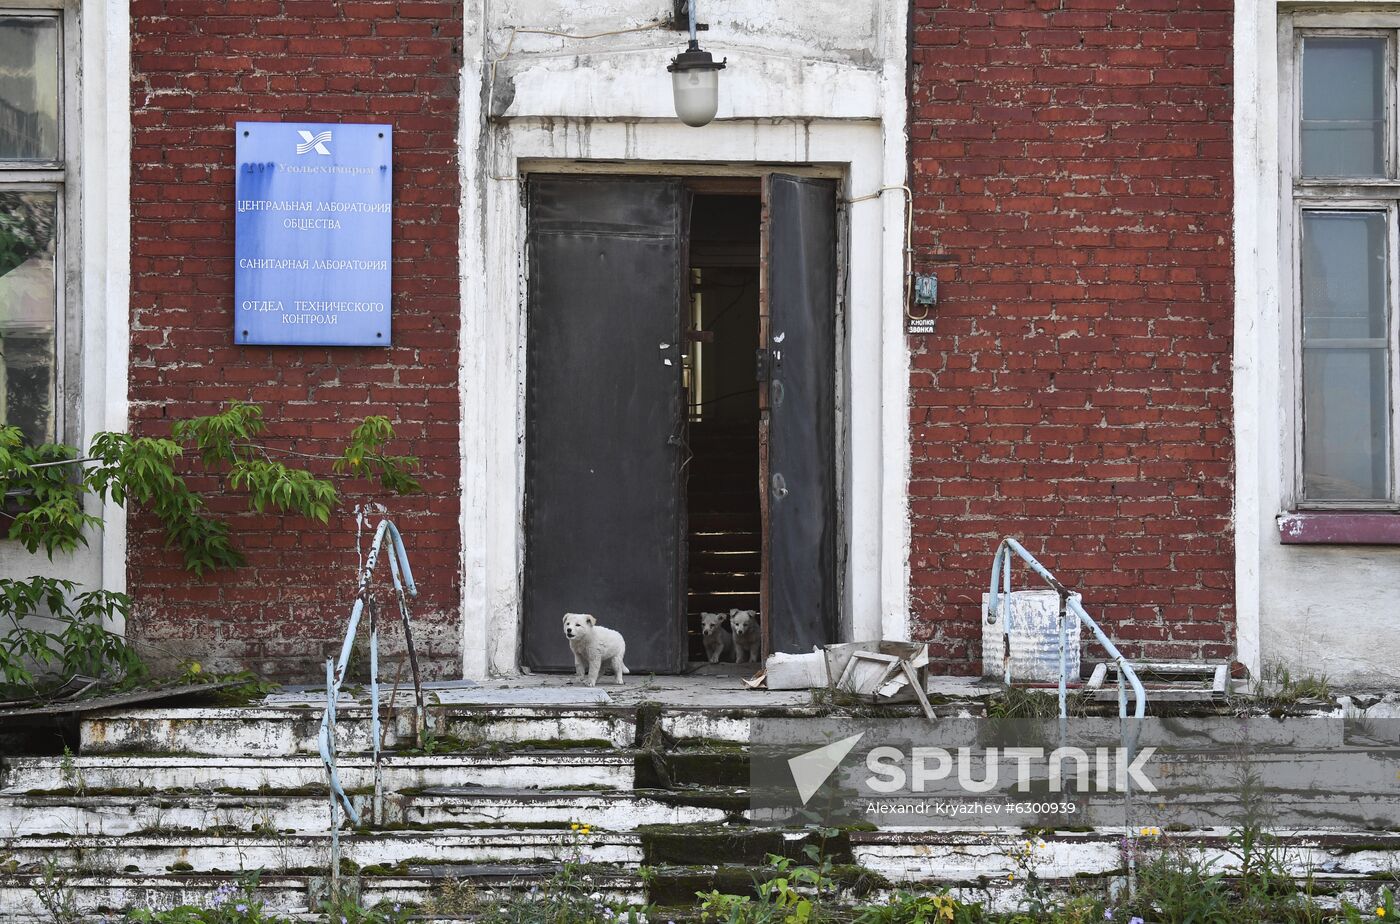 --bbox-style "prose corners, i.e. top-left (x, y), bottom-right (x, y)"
top-left (0, 0), bottom-right (129, 633)
top-left (1235, 0), bottom-right (1400, 686)
top-left (459, 0), bottom-right (909, 677)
